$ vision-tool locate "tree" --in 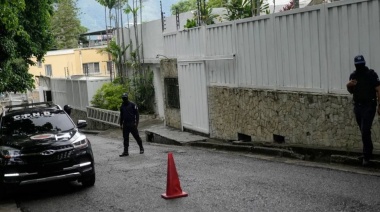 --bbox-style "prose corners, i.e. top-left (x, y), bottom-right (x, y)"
top-left (170, 0), bottom-right (197, 15)
top-left (208, 0), bottom-right (228, 8)
top-left (225, 0), bottom-right (269, 21)
top-left (0, 0), bottom-right (54, 93)
top-left (98, 39), bottom-right (130, 79)
top-left (51, 0), bottom-right (88, 49)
